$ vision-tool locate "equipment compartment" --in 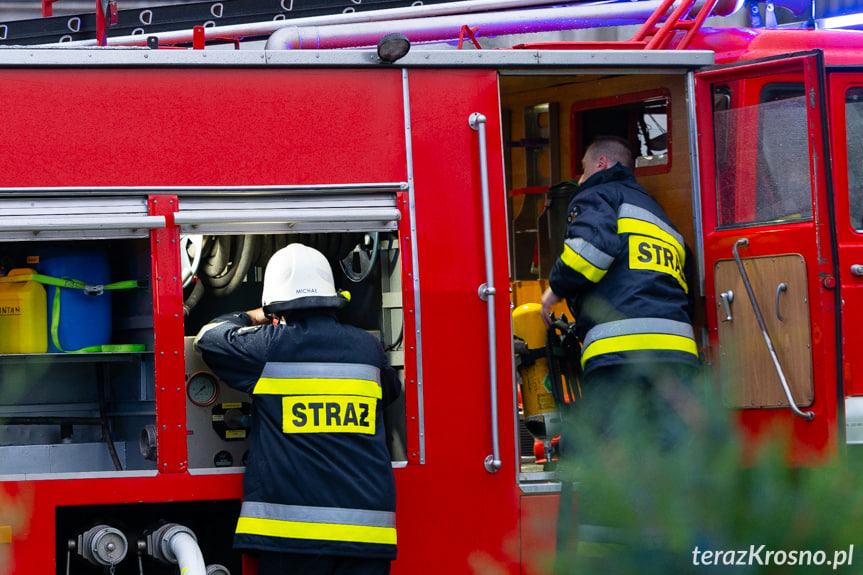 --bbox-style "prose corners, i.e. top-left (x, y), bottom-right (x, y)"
top-left (0, 237), bottom-right (155, 476)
